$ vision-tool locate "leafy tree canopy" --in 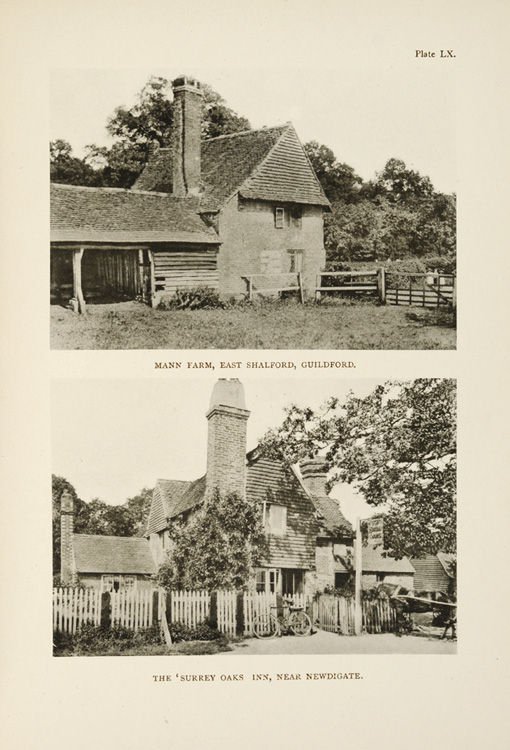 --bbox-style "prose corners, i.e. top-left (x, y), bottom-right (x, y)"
top-left (259, 379), bottom-right (456, 558)
top-left (304, 141), bottom-right (362, 203)
top-left (51, 76), bottom-right (251, 189)
top-left (157, 490), bottom-right (266, 591)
